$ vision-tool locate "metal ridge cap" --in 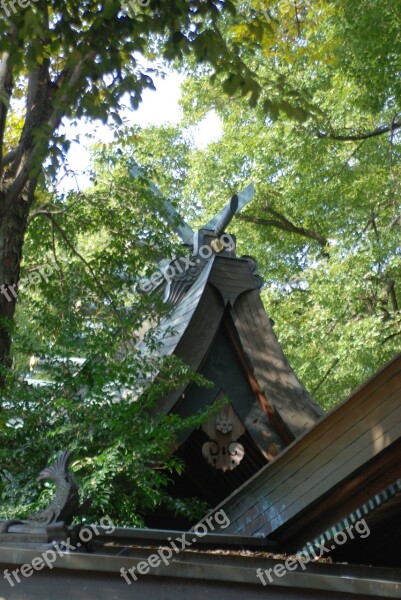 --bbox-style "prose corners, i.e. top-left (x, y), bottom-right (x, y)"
top-left (87, 526), bottom-right (271, 546)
